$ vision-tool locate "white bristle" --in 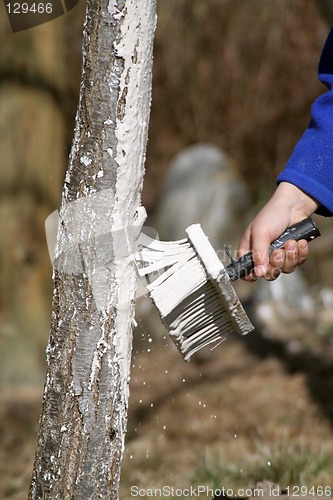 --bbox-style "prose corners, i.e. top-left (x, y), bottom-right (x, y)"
top-left (136, 233), bottom-right (194, 278)
top-left (148, 257), bottom-right (207, 317)
top-left (166, 281), bottom-right (235, 360)
top-left (136, 225), bottom-right (254, 361)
